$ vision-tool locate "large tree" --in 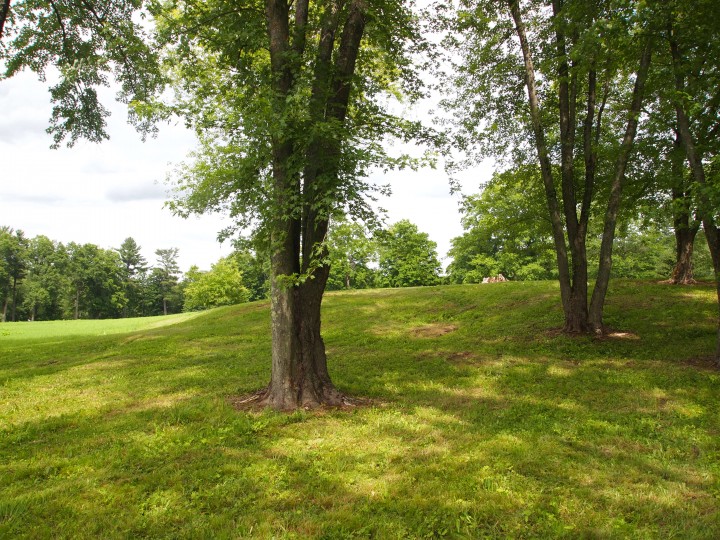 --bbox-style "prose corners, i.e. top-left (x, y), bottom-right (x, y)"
top-left (443, 0), bottom-right (655, 333)
top-left (661, 0), bottom-right (720, 364)
top-left (0, 227), bottom-right (28, 322)
top-left (376, 220), bottom-right (442, 288)
top-left (157, 0), bottom-right (428, 409)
